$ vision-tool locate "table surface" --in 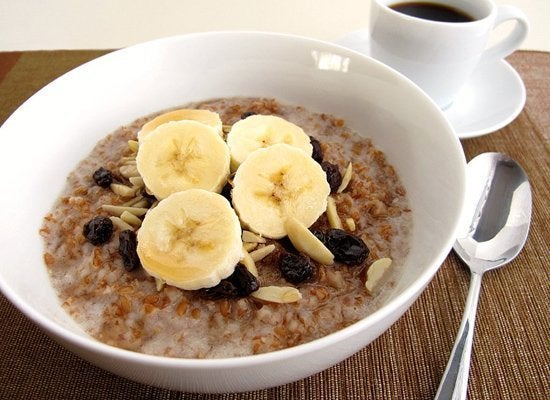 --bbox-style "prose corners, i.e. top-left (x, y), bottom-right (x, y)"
top-left (0, 49), bottom-right (548, 399)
